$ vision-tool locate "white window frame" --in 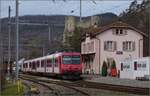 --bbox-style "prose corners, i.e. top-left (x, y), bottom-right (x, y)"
top-left (113, 29), bottom-right (127, 35)
top-left (123, 41), bottom-right (135, 51)
top-left (104, 41), bottom-right (117, 51)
